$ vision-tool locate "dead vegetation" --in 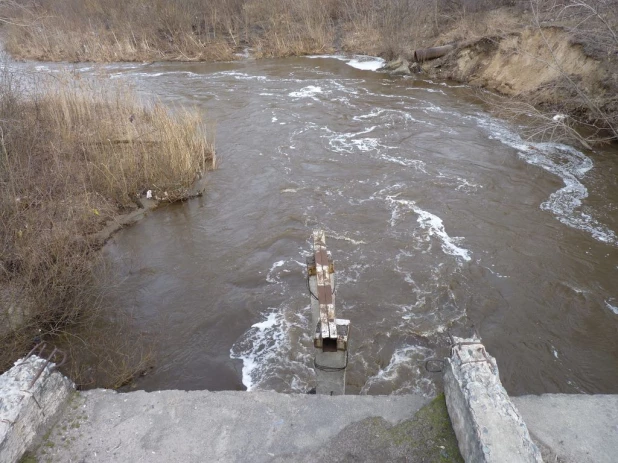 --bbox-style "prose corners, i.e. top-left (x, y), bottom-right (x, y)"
top-left (424, 1), bottom-right (618, 147)
top-left (0, 0), bottom-right (340, 61)
top-left (0, 69), bottom-right (214, 386)
top-left (0, 1), bottom-right (525, 62)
